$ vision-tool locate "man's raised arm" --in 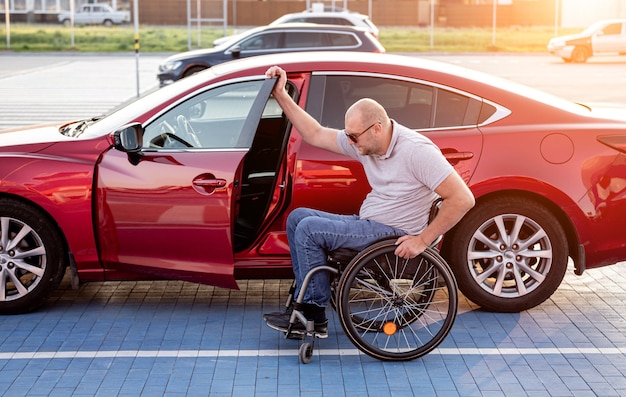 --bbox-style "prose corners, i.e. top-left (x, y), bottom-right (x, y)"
top-left (266, 66), bottom-right (341, 154)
